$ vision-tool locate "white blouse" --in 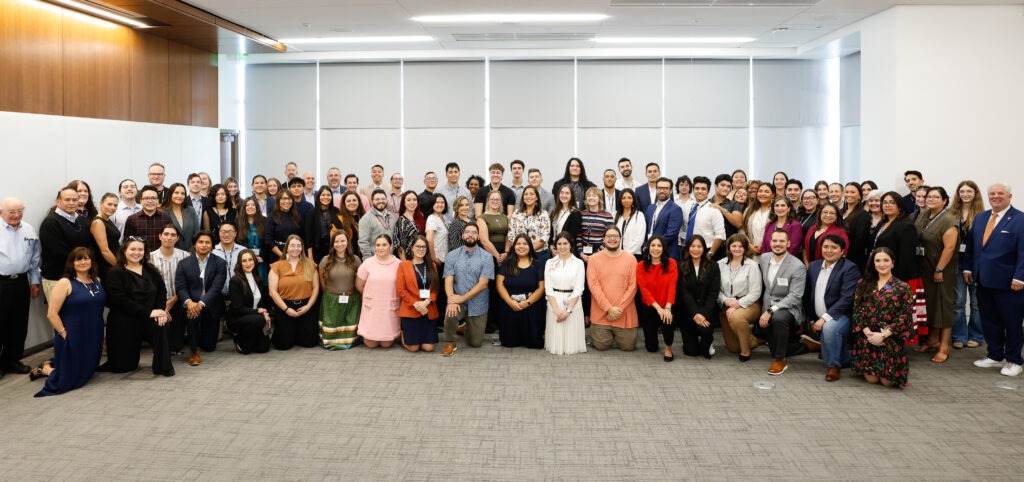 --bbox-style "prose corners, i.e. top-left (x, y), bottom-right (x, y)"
top-left (544, 255), bottom-right (586, 302)
top-left (426, 214), bottom-right (448, 263)
top-left (746, 208), bottom-right (771, 248)
top-left (616, 210), bottom-right (647, 255)
top-left (246, 272), bottom-right (261, 309)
